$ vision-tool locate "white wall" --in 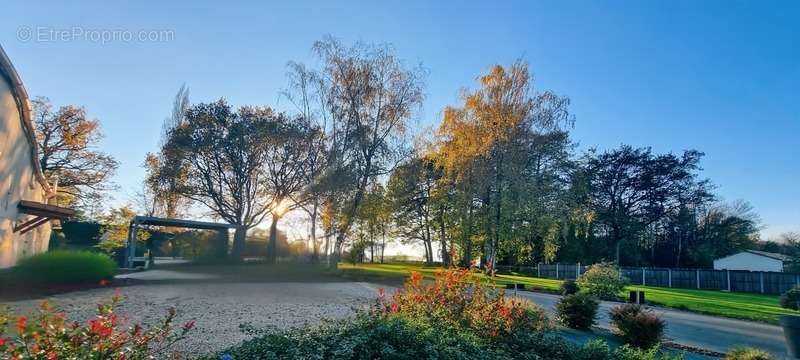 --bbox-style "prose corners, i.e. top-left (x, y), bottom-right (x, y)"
top-left (0, 74), bottom-right (50, 268)
top-left (713, 252), bottom-right (784, 272)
